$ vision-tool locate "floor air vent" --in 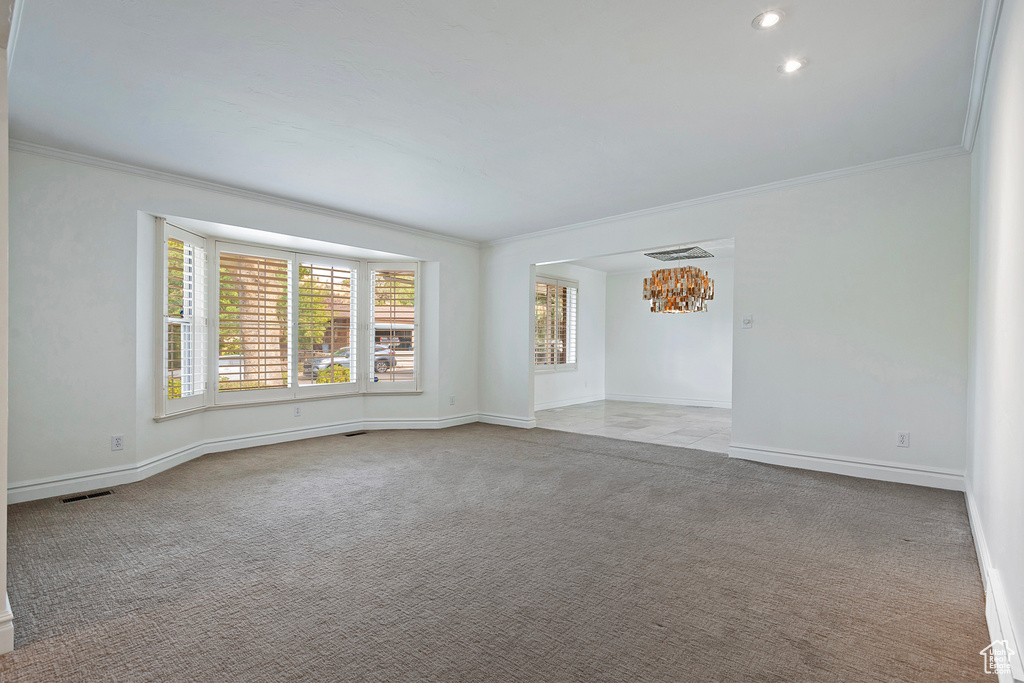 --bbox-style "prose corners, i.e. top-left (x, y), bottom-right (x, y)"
top-left (61, 490), bottom-right (113, 504)
top-left (344, 431), bottom-right (367, 437)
